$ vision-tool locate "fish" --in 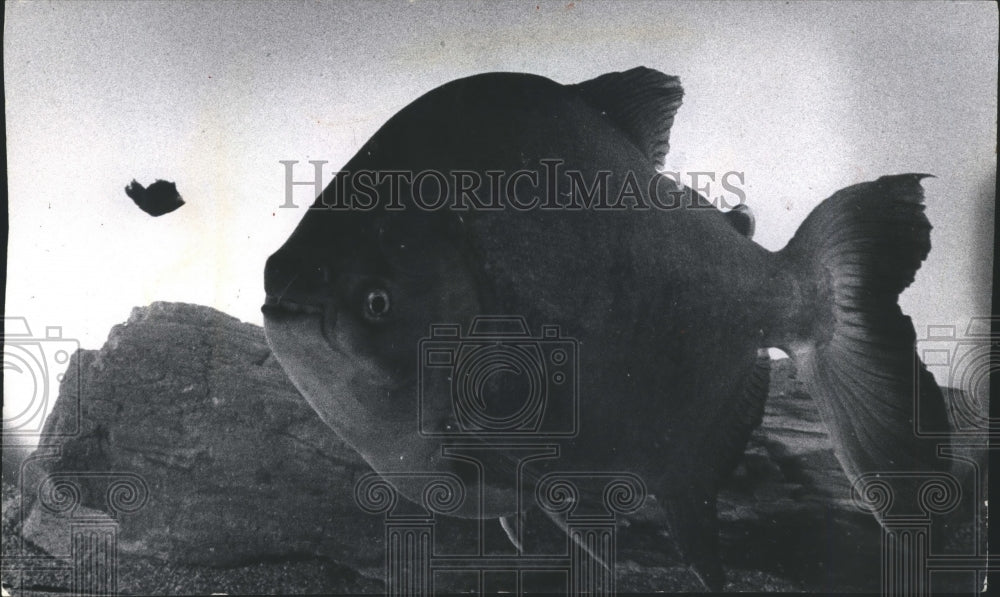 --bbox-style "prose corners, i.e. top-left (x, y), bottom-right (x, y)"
top-left (262, 67), bottom-right (949, 590)
top-left (125, 179), bottom-right (185, 216)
